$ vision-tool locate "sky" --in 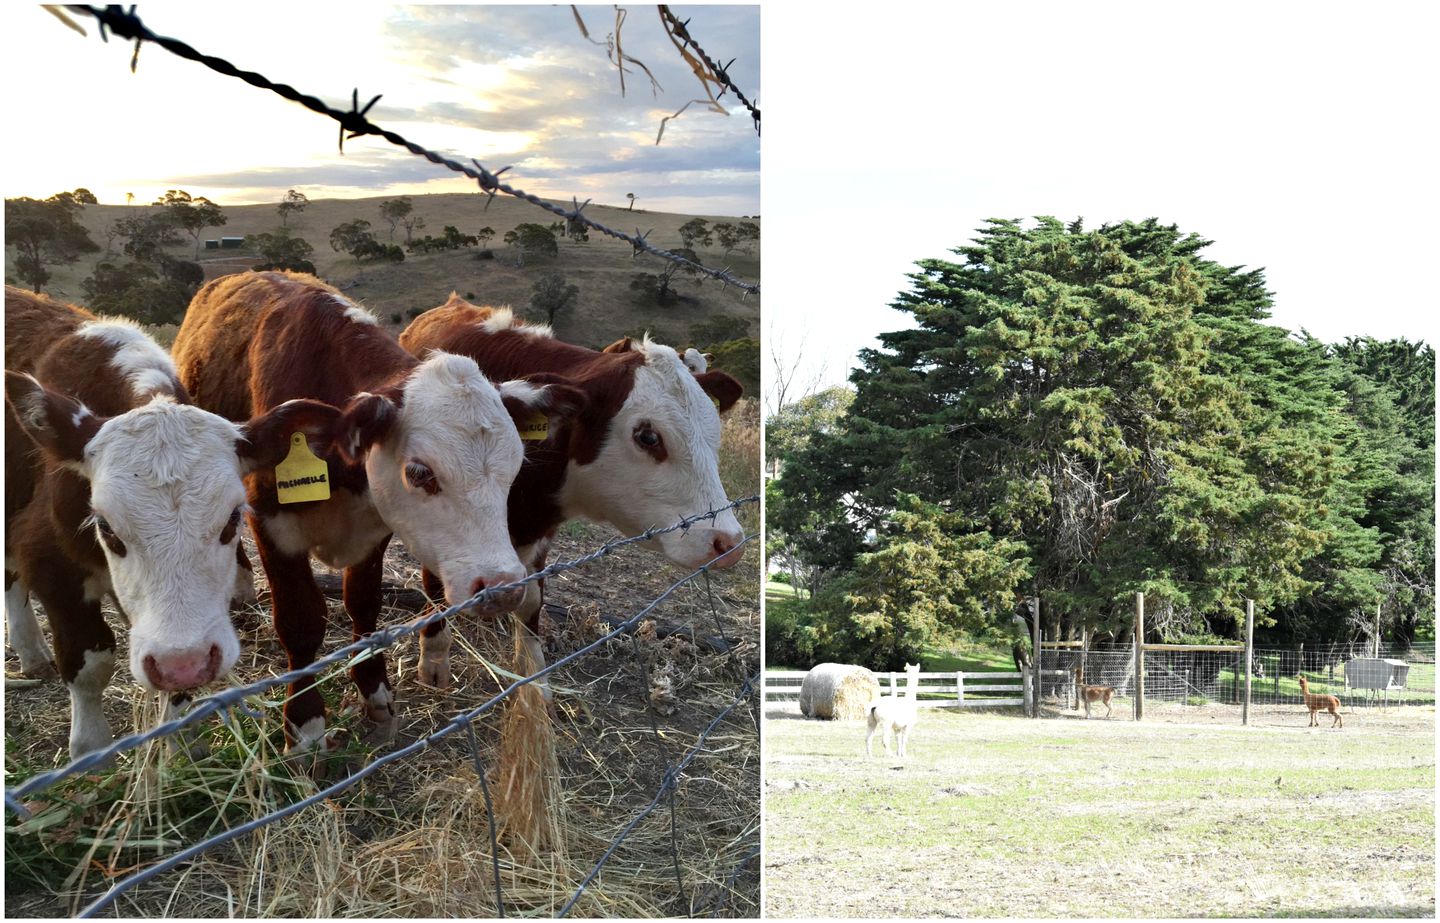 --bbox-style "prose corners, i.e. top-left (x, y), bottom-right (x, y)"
top-left (763, 1), bottom-right (1440, 394)
top-left (0, 4), bottom-right (759, 215)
